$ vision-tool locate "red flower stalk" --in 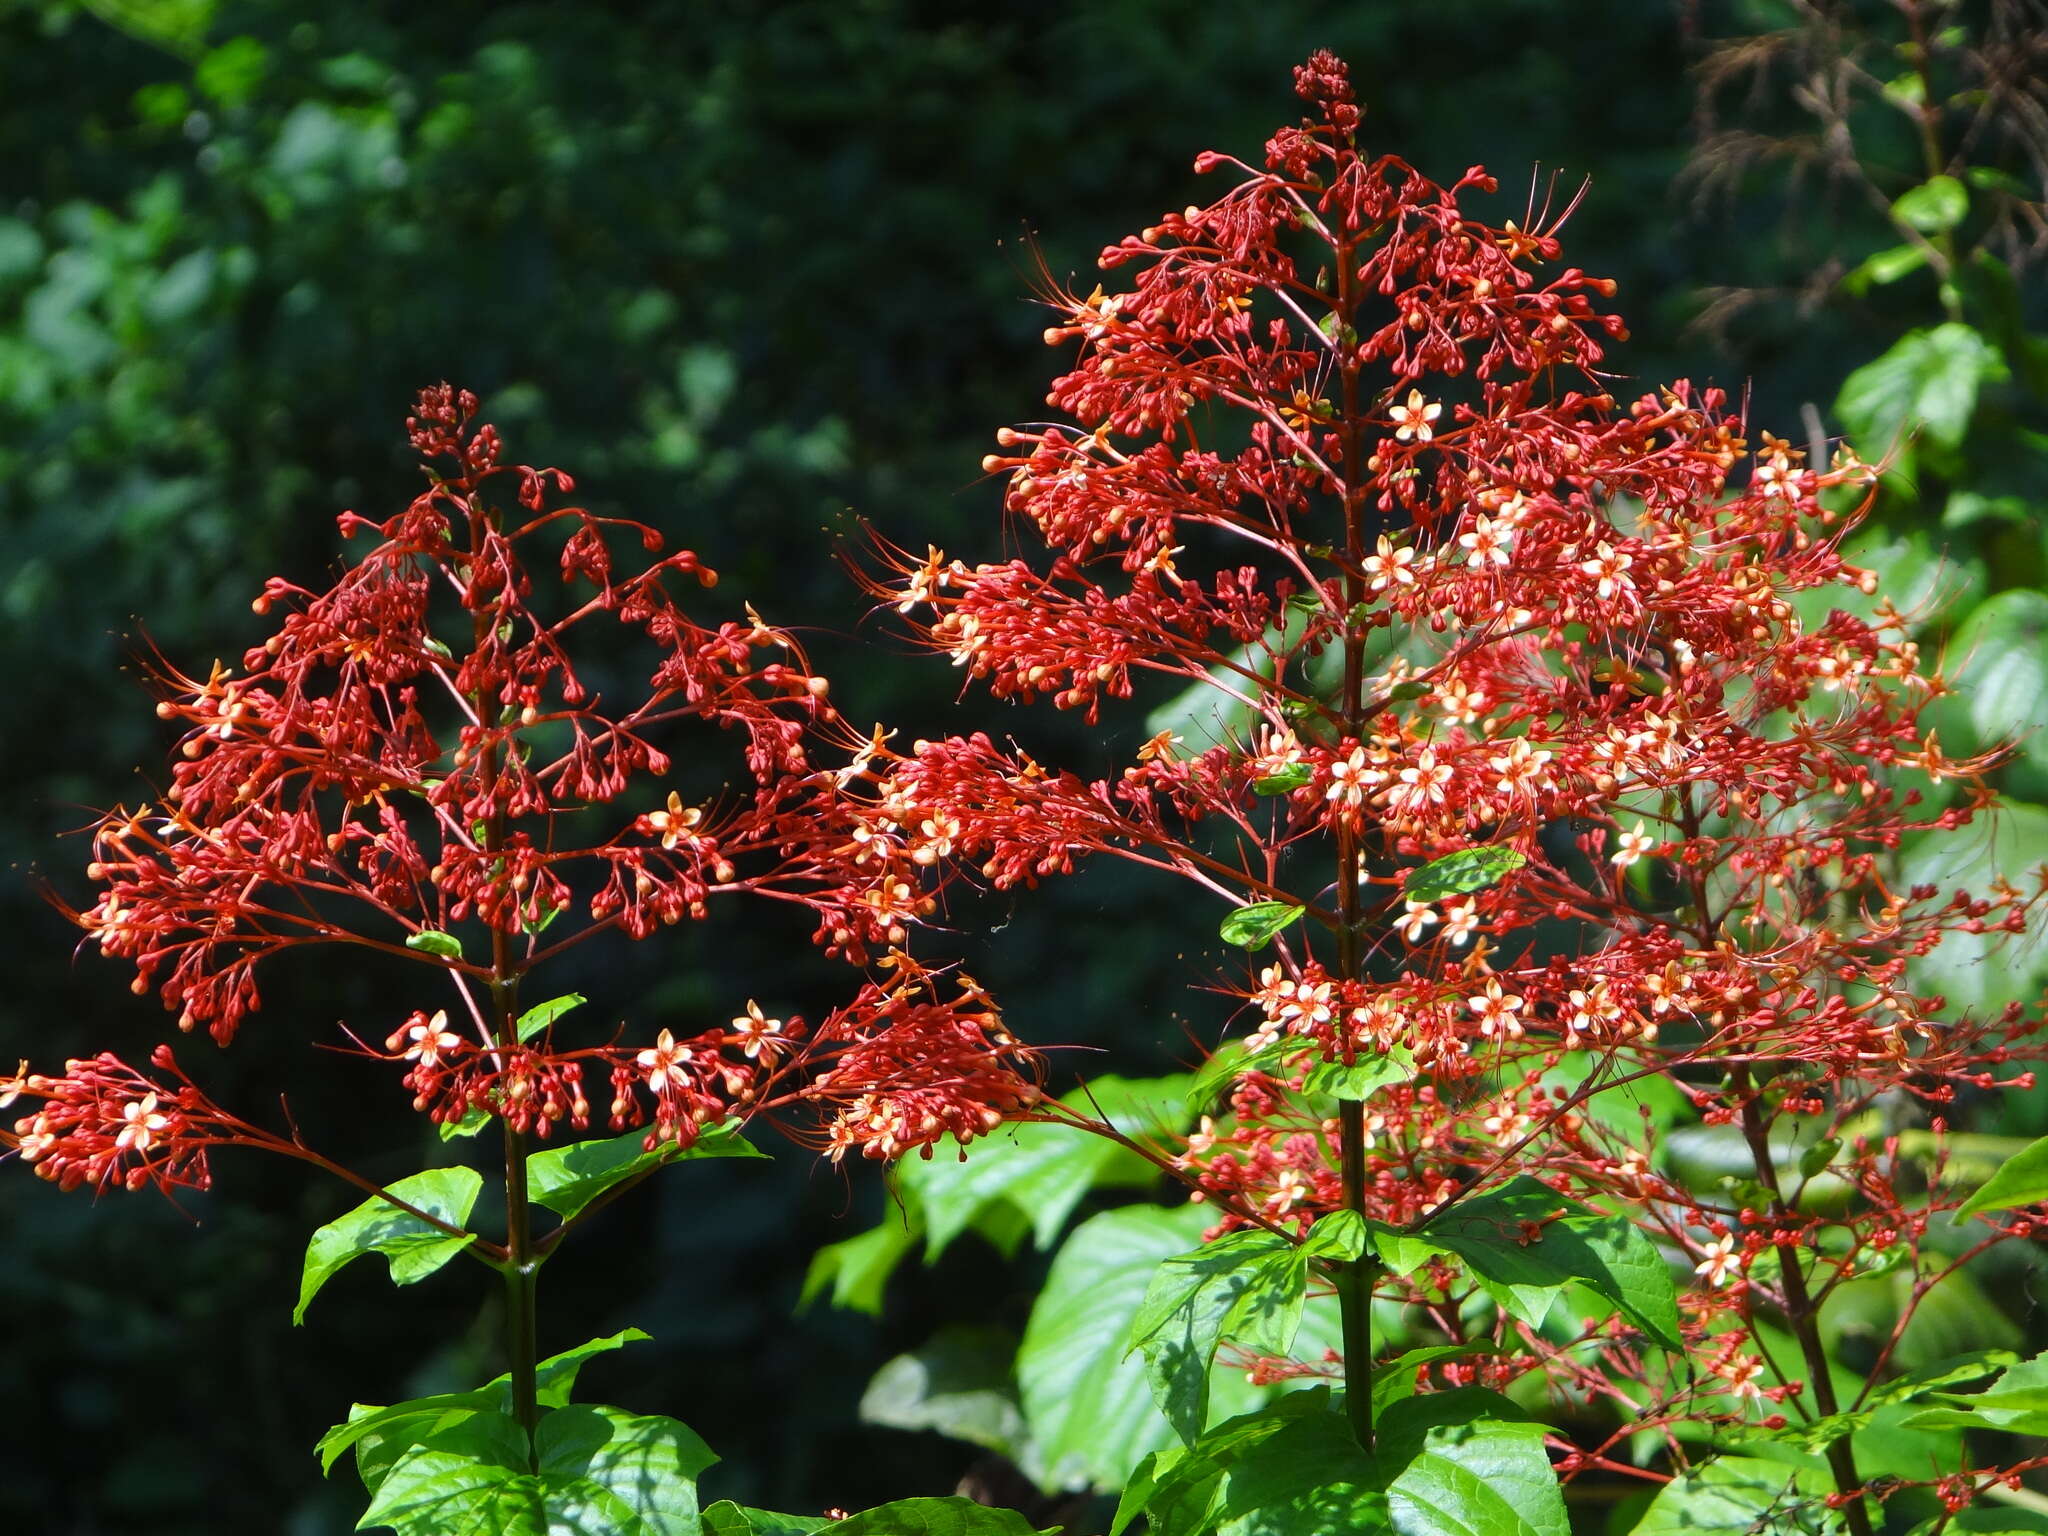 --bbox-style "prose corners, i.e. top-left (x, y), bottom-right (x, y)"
top-left (856, 50), bottom-right (2046, 1521)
